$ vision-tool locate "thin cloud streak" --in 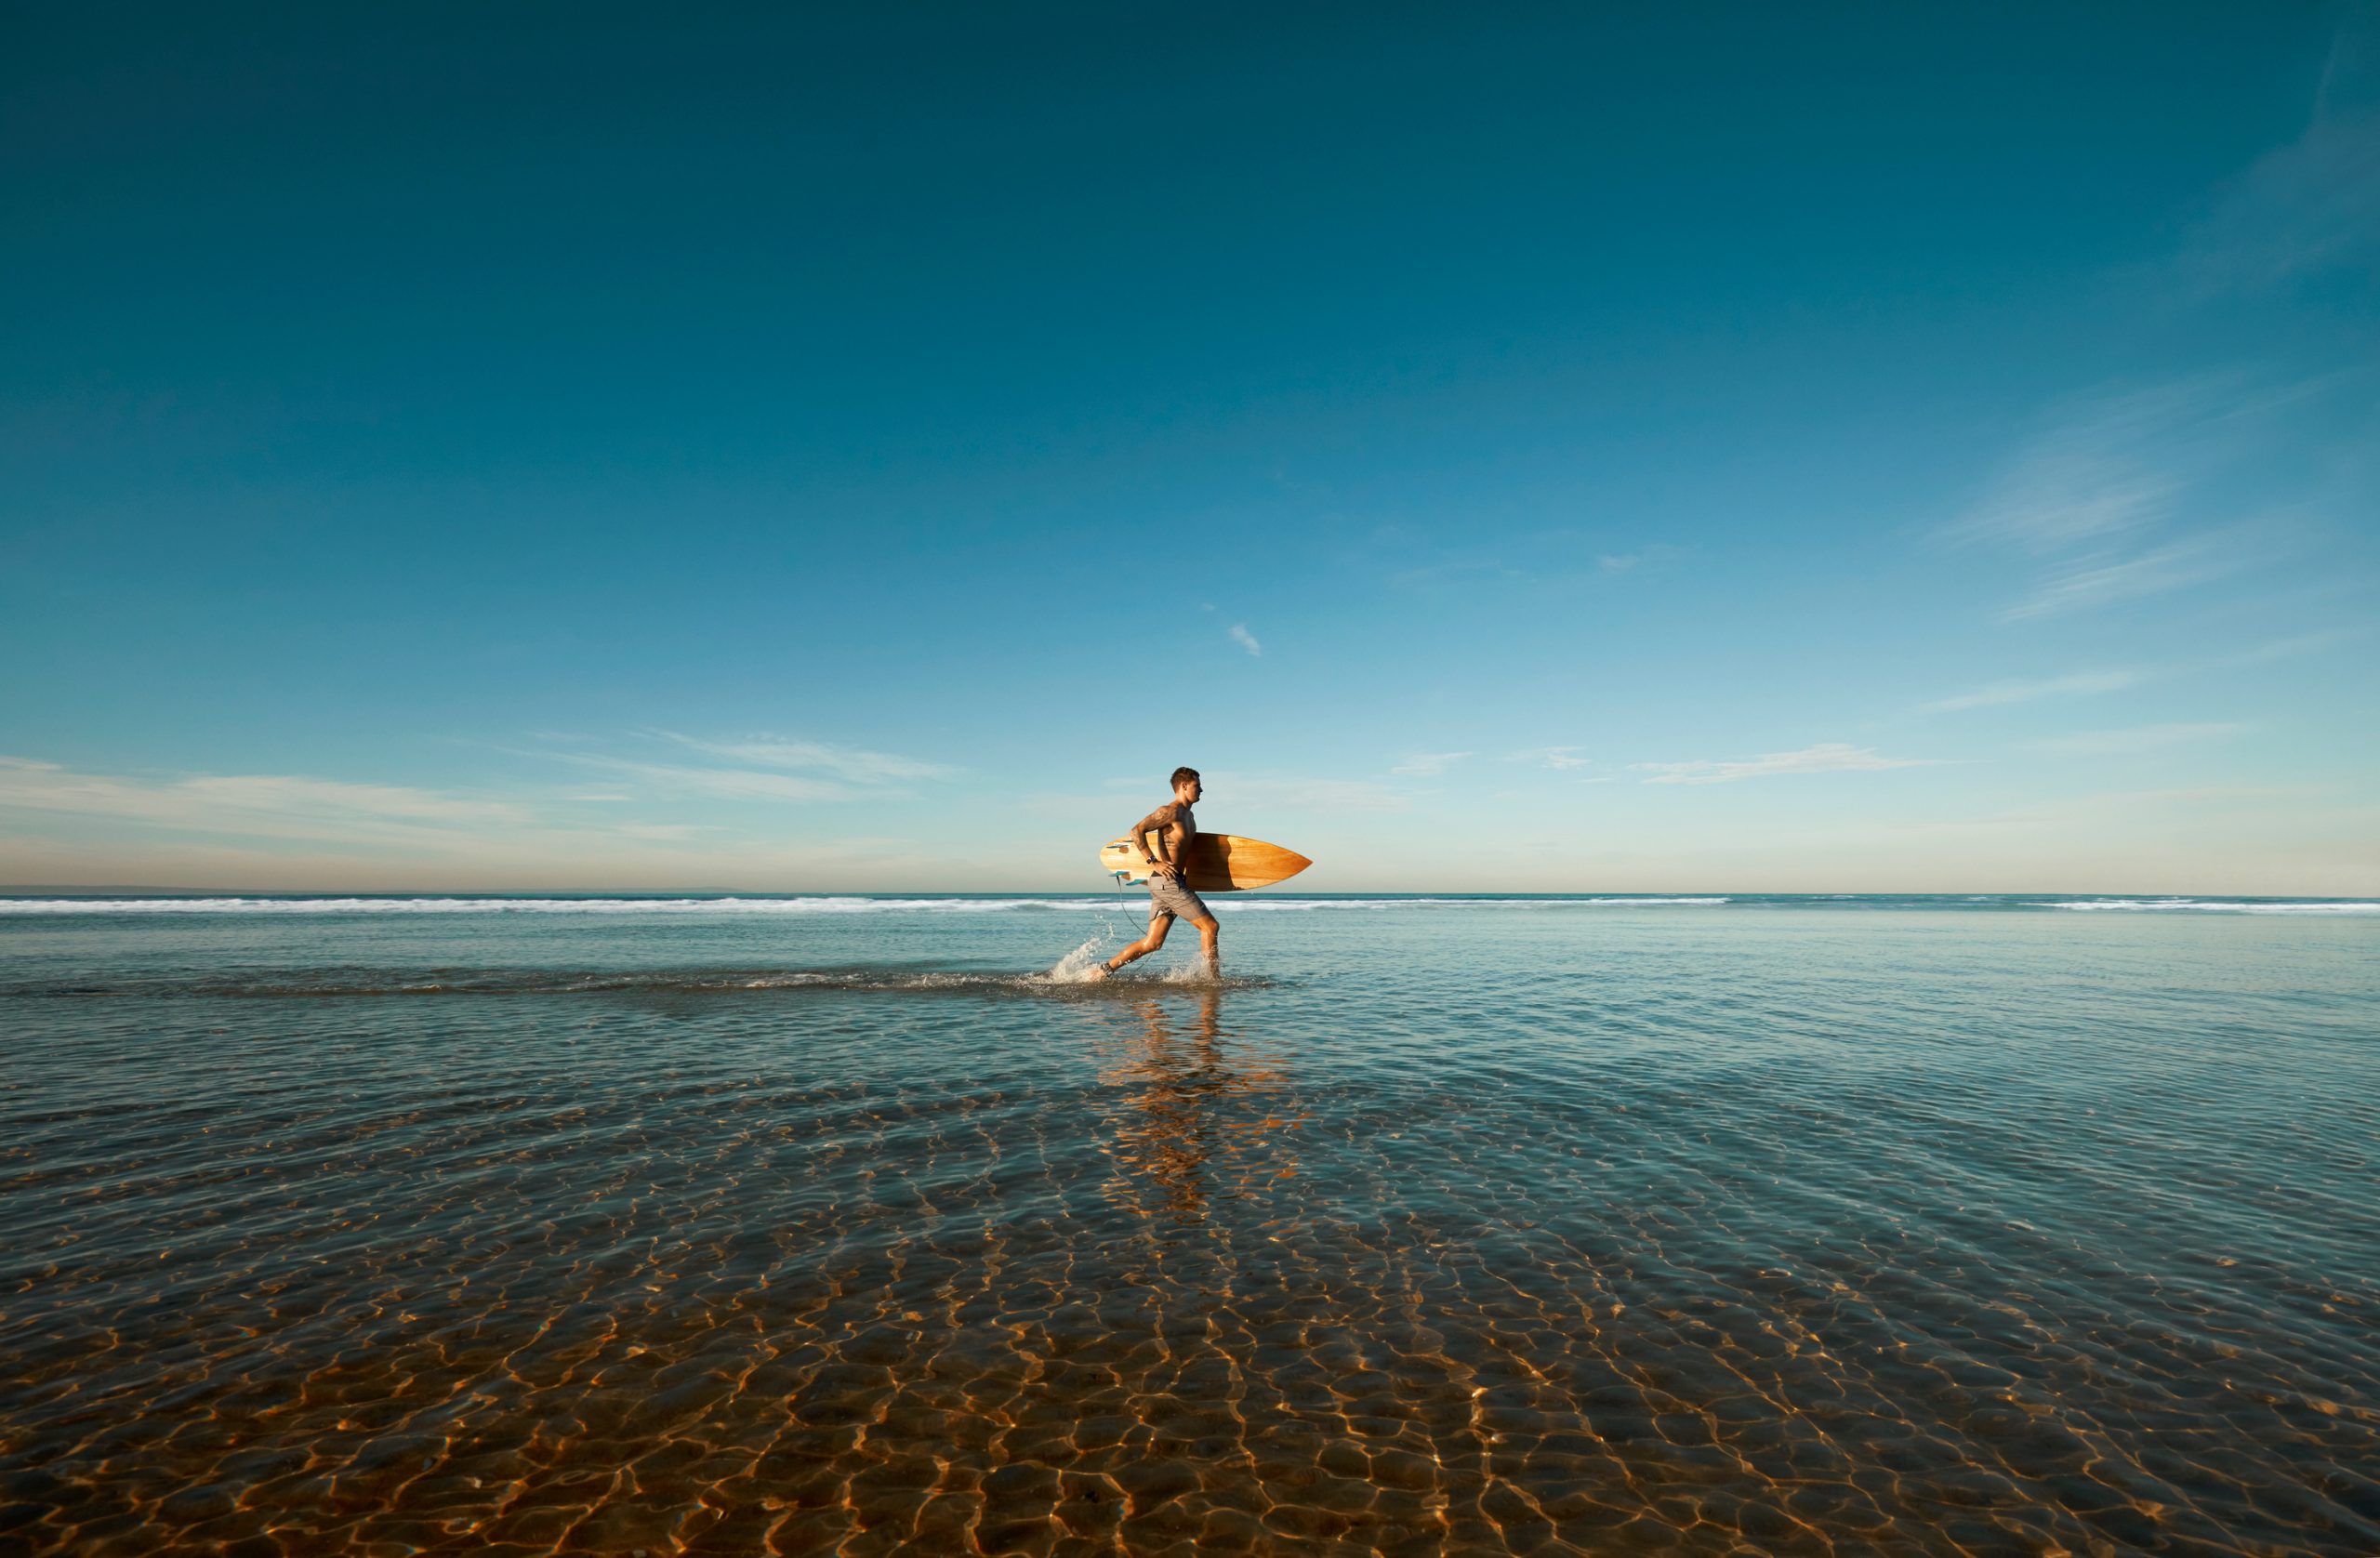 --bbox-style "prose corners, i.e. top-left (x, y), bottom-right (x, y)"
top-left (2001, 536), bottom-right (2239, 621)
top-left (1392, 752), bottom-right (1472, 777)
top-left (1941, 379), bottom-right (2228, 555)
top-left (2028, 723), bottom-right (2250, 756)
top-left (662, 733), bottom-right (956, 783)
top-left (0, 754), bottom-right (956, 887)
top-left (1375, 531), bottom-right (1684, 591)
top-left (1229, 624), bottom-right (1263, 656)
top-left (0, 756), bottom-right (532, 839)
top-left (1945, 374), bottom-right (2329, 621)
top-left (1927, 634), bottom-right (2354, 713)
top-left (2176, 110), bottom-right (2380, 295)
top-left (551, 754), bottom-right (855, 803)
top-left (2208, 628), bottom-right (2365, 667)
top-left (1635, 743), bottom-right (1945, 786)
top-left (1595, 544), bottom-right (1681, 574)
top-left (1924, 669), bottom-right (2139, 712)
